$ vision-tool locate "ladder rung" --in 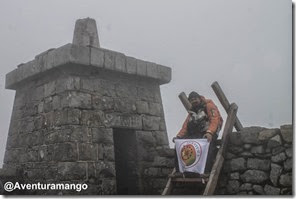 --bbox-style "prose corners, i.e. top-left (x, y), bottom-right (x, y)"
top-left (171, 177), bottom-right (209, 183)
